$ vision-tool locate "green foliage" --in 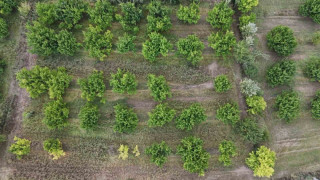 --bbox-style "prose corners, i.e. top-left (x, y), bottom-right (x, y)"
top-left (242, 62), bottom-right (258, 78)
top-left (275, 91), bottom-right (300, 122)
top-left (214, 75), bottom-right (232, 93)
top-left (236, 0), bottom-right (259, 13)
top-left (110, 68), bottom-right (137, 94)
top-left (266, 60), bottom-right (296, 87)
top-left (118, 144), bottom-right (129, 160)
top-left (148, 103), bottom-right (176, 127)
top-left (304, 57), bottom-right (320, 82)
top-left (299, 0), bottom-right (320, 24)
top-left (246, 146), bottom-right (276, 178)
top-left (79, 103), bottom-right (100, 130)
top-left (206, 1), bottom-right (234, 30)
top-left (26, 21), bottom-right (57, 56)
top-left (239, 13), bottom-right (256, 27)
top-left (9, 136), bottom-right (31, 160)
top-left (147, 74), bottom-right (171, 102)
top-left (246, 96), bottom-right (267, 114)
top-left (0, 17), bottom-right (8, 40)
top-left (233, 41), bottom-right (255, 64)
top-left (216, 102), bottom-right (240, 126)
top-left (176, 103), bottom-right (206, 131)
top-left (116, 33), bottom-right (136, 53)
top-left (47, 67), bottom-right (72, 99)
top-left (177, 136), bottom-right (210, 176)
top-left (312, 31), bottom-right (320, 45)
top-left (18, 1), bottom-right (31, 18)
top-left (208, 30), bottom-right (236, 58)
top-left (176, 34), bottom-right (204, 66)
top-left (177, 2), bottom-right (200, 24)
top-left (266, 25), bottom-right (297, 56)
top-left (116, 2), bottom-right (142, 33)
top-left (113, 104), bottom-right (138, 133)
top-left (311, 91), bottom-right (320, 119)
top-left (142, 32), bottom-right (172, 62)
top-left (0, 0), bottom-right (16, 16)
top-left (56, 0), bottom-right (87, 29)
top-left (77, 70), bottom-right (106, 102)
top-left (146, 1), bottom-right (172, 32)
top-left (88, 0), bottom-right (114, 29)
top-left (145, 141), bottom-right (172, 167)
top-left (235, 118), bottom-right (264, 144)
top-left (56, 30), bottom-right (80, 56)
top-left (83, 25), bottom-right (113, 61)
top-left (16, 65), bottom-right (51, 98)
top-left (218, 140), bottom-right (237, 166)
top-left (0, 59), bottom-right (6, 74)
top-left (35, 2), bottom-right (57, 25)
top-left (43, 100), bottom-right (69, 130)
top-left (0, 134), bottom-right (6, 143)
top-left (43, 138), bottom-right (65, 160)
top-left (240, 78), bottom-right (262, 97)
